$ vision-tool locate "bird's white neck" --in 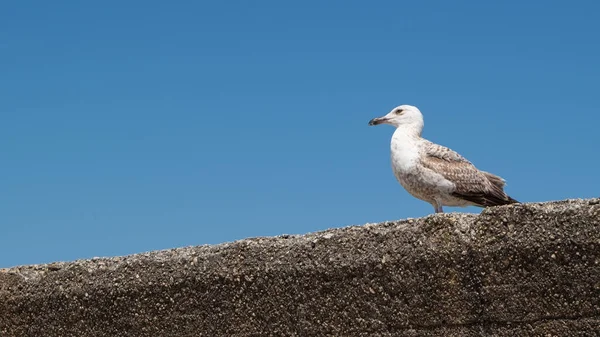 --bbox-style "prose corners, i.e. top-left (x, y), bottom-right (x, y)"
top-left (390, 125), bottom-right (422, 173)
top-left (393, 124), bottom-right (423, 139)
